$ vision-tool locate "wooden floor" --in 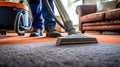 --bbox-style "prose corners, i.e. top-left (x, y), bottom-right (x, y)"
top-left (84, 31), bottom-right (120, 44)
top-left (0, 31), bottom-right (120, 45)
